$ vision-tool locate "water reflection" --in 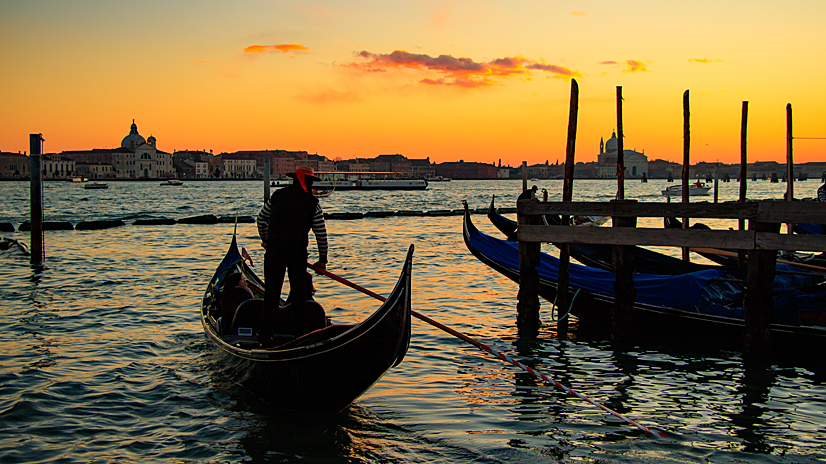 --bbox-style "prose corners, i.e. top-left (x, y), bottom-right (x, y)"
top-left (730, 360), bottom-right (777, 454)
